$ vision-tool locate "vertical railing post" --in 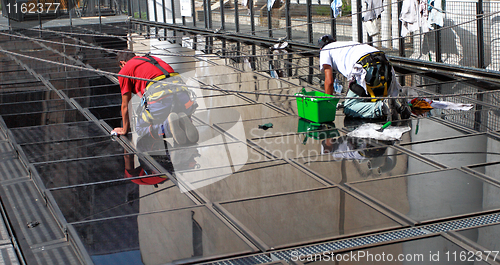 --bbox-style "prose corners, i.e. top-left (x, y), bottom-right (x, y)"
top-left (220, 0), bottom-right (225, 29)
top-left (477, 1), bottom-right (485, 68)
top-left (153, 0), bottom-right (158, 22)
top-left (286, 0), bottom-right (291, 39)
top-left (435, 26), bottom-right (441, 62)
top-left (171, 0), bottom-right (176, 42)
top-left (250, 0), bottom-right (255, 35)
top-left (267, 8), bottom-right (273, 38)
top-left (308, 56), bottom-right (313, 84)
top-left (235, 0), bottom-right (240, 32)
top-left (306, 0), bottom-right (312, 43)
top-left (357, 0), bottom-right (362, 42)
top-left (330, 0), bottom-right (336, 39)
top-left (207, 0), bottom-right (213, 28)
top-left (192, 0), bottom-right (197, 49)
top-left (398, 0), bottom-right (404, 56)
